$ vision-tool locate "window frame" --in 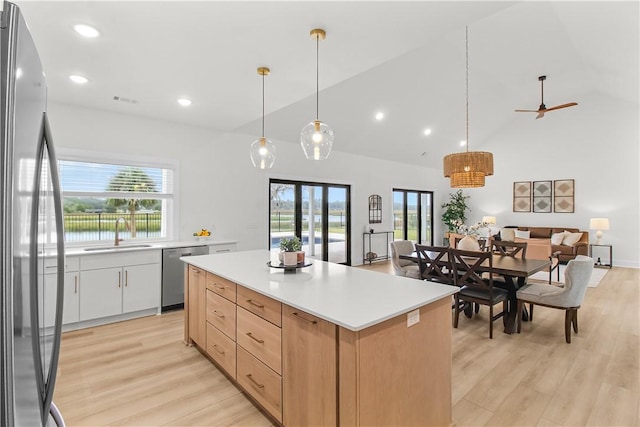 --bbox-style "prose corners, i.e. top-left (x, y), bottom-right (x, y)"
top-left (392, 188), bottom-right (434, 245)
top-left (56, 147), bottom-right (179, 246)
